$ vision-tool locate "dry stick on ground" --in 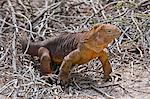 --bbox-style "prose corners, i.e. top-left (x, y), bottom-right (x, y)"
top-left (128, 86), bottom-right (150, 94)
top-left (0, 18), bottom-right (37, 34)
top-left (7, 79), bottom-right (18, 98)
top-left (38, 0), bottom-right (49, 38)
top-left (95, 83), bottom-right (133, 98)
top-left (91, 85), bottom-right (114, 99)
top-left (117, 84), bottom-right (133, 97)
top-left (15, 12), bottom-right (33, 37)
top-left (7, 0), bottom-right (19, 98)
top-left (28, 61), bottom-right (39, 98)
top-left (131, 10), bottom-right (150, 73)
top-left (15, 12), bottom-right (33, 56)
top-left (113, 8), bottom-right (129, 19)
top-left (81, 1), bottom-right (118, 27)
top-left (7, 0), bottom-right (18, 72)
top-left (0, 14), bottom-right (8, 34)
top-left (72, 78), bottom-right (81, 90)
top-left (37, 12), bottom-right (47, 37)
top-left (131, 10), bottom-right (144, 57)
top-left (0, 79), bottom-right (18, 94)
top-left (90, 0), bottom-right (98, 14)
top-left (138, 0), bottom-right (150, 8)
top-left (17, 0), bottom-right (28, 14)
top-left (123, 27), bottom-right (143, 58)
top-left (26, 2), bottom-right (61, 30)
top-left (0, 45), bottom-right (11, 62)
top-left (98, 2), bottom-right (107, 20)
